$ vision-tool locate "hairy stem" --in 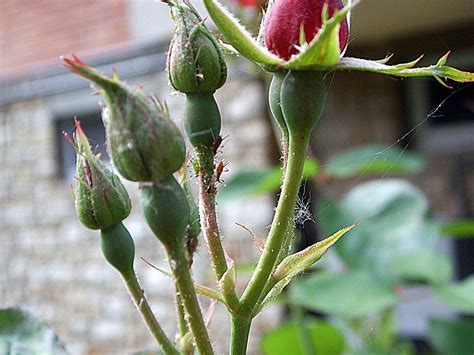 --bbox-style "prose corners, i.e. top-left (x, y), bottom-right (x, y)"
top-left (240, 133), bottom-right (310, 313)
top-left (196, 147), bottom-right (228, 280)
top-left (230, 315), bottom-right (252, 355)
top-left (167, 243), bottom-right (215, 355)
top-left (175, 286), bottom-right (190, 339)
top-left (124, 273), bottom-right (179, 355)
